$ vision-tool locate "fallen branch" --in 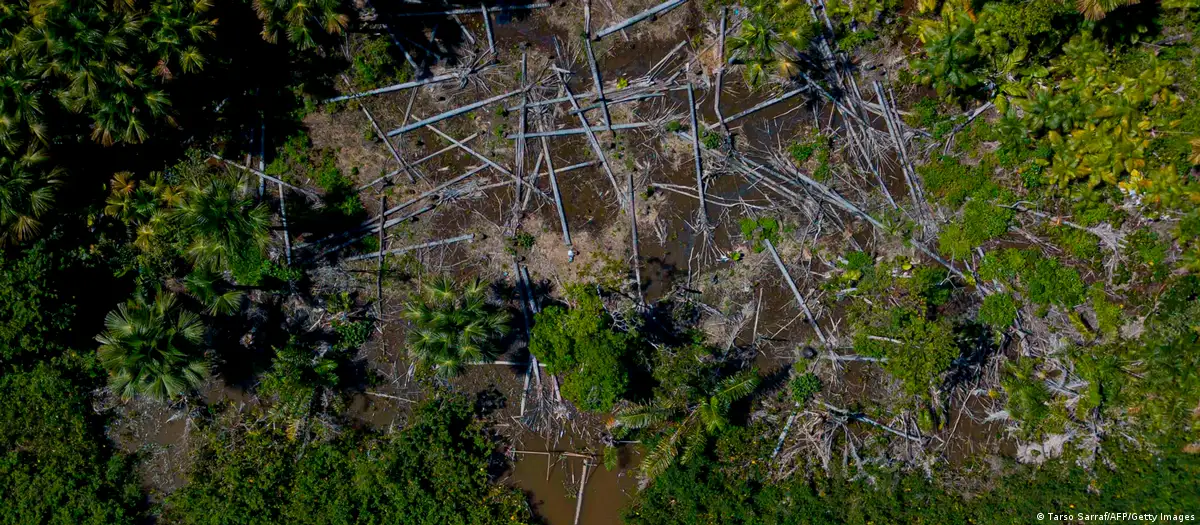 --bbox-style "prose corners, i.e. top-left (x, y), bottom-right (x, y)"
top-left (505, 122), bottom-right (653, 139)
top-left (541, 135), bottom-right (572, 248)
top-left (583, 0), bottom-right (612, 131)
top-left (706, 88), bottom-right (804, 130)
top-left (358, 133), bottom-right (481, 190)
top-left (686, 82), bottom-right (709, 227)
